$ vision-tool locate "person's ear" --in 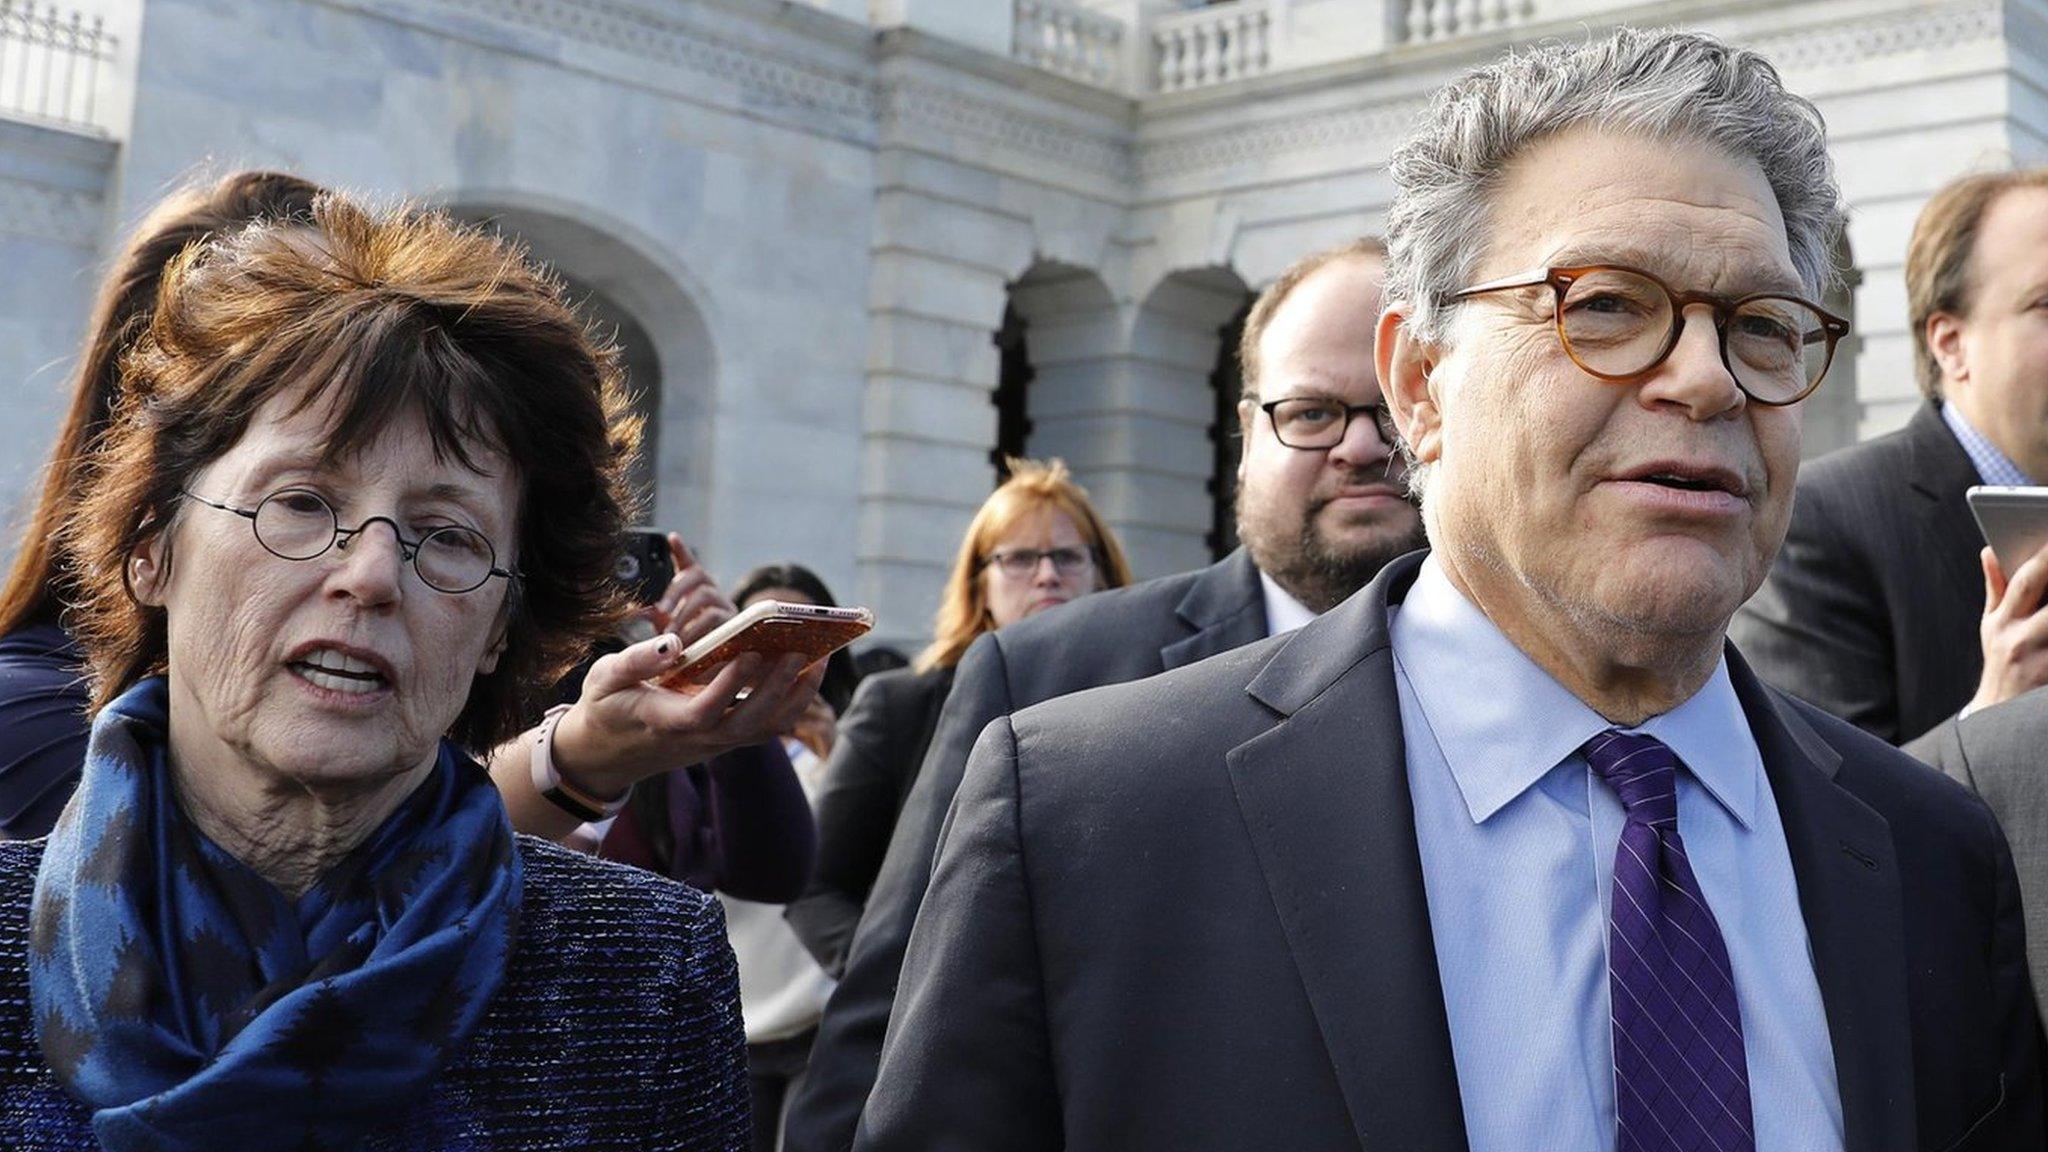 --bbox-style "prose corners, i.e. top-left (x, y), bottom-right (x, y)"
top-left (1235, 396), bottom-right (1257, 485)
top-left (1927, 312), bottom-right (1969, 388)
top-left (476, 588), bottom-right (516, 676)
top-left (128, 534), bottom-right (171, 607)
top-left (477, 611), bottom-right (512, 677)
top-left (1378, 304), bottom-right (1445, 470)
